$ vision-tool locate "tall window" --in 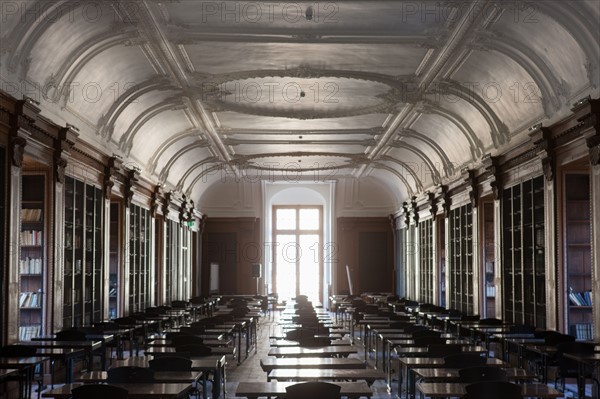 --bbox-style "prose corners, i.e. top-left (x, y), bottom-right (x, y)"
top-left (272, 206), bottom-right (323, 302)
